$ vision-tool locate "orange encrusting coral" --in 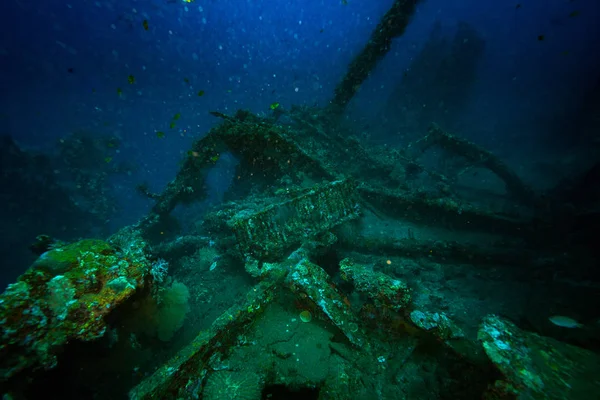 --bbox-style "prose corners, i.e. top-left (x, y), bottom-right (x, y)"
top-left (0, 238), bottom-right (150, 380)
